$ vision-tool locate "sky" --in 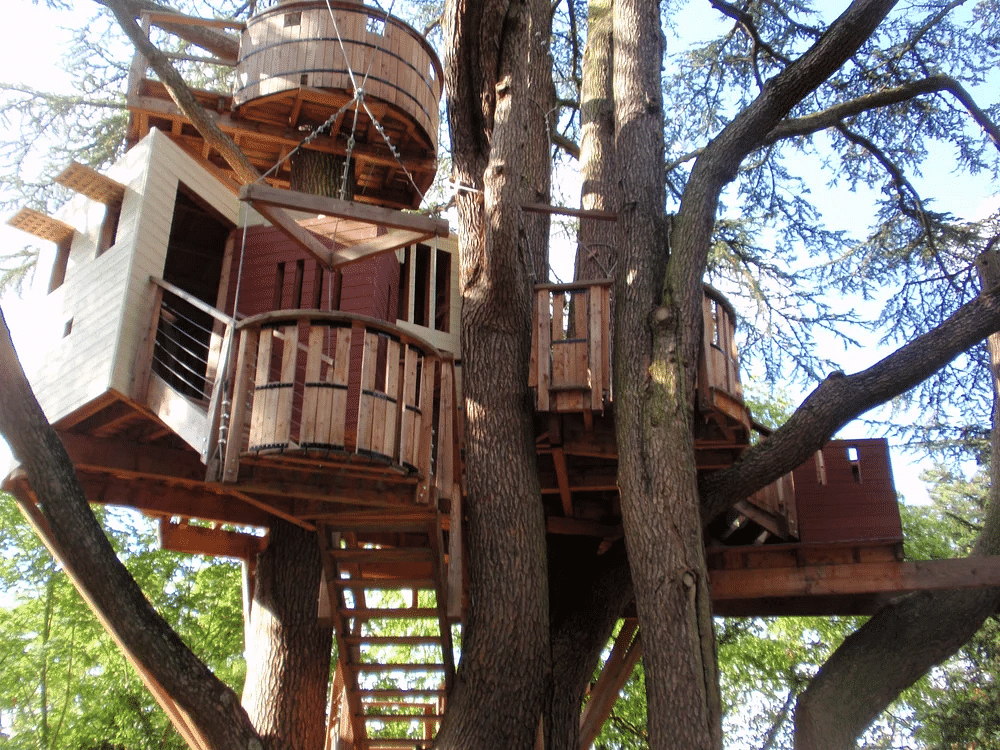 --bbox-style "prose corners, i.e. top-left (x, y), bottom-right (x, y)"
top-left (0, 0), bottom-right (998, 505)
